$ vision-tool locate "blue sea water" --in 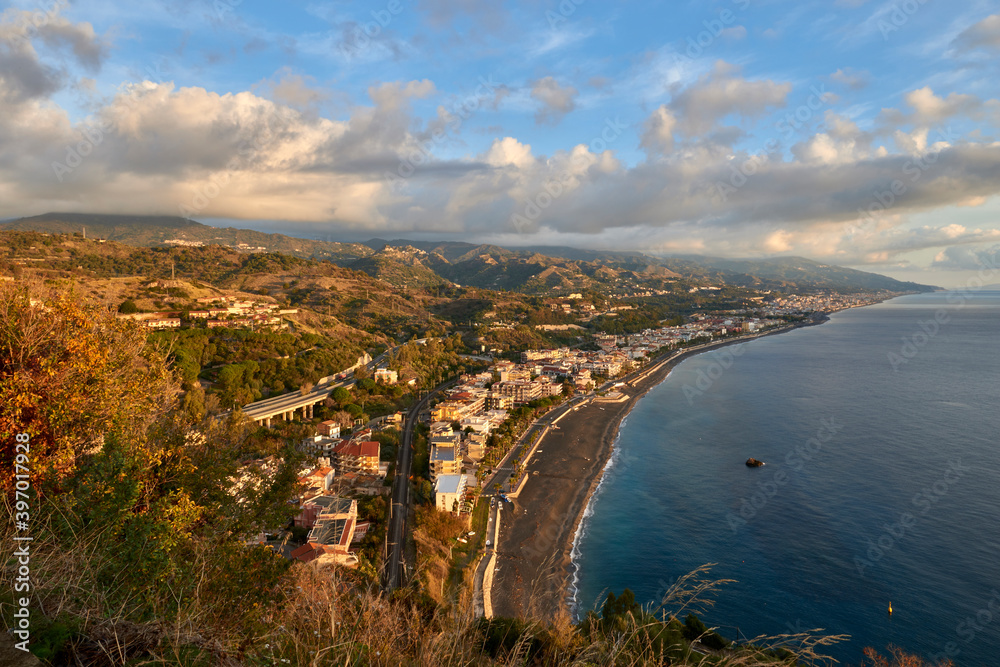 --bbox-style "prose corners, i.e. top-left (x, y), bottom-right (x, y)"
top-left (572, 291), bottom-right (1000, 666)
